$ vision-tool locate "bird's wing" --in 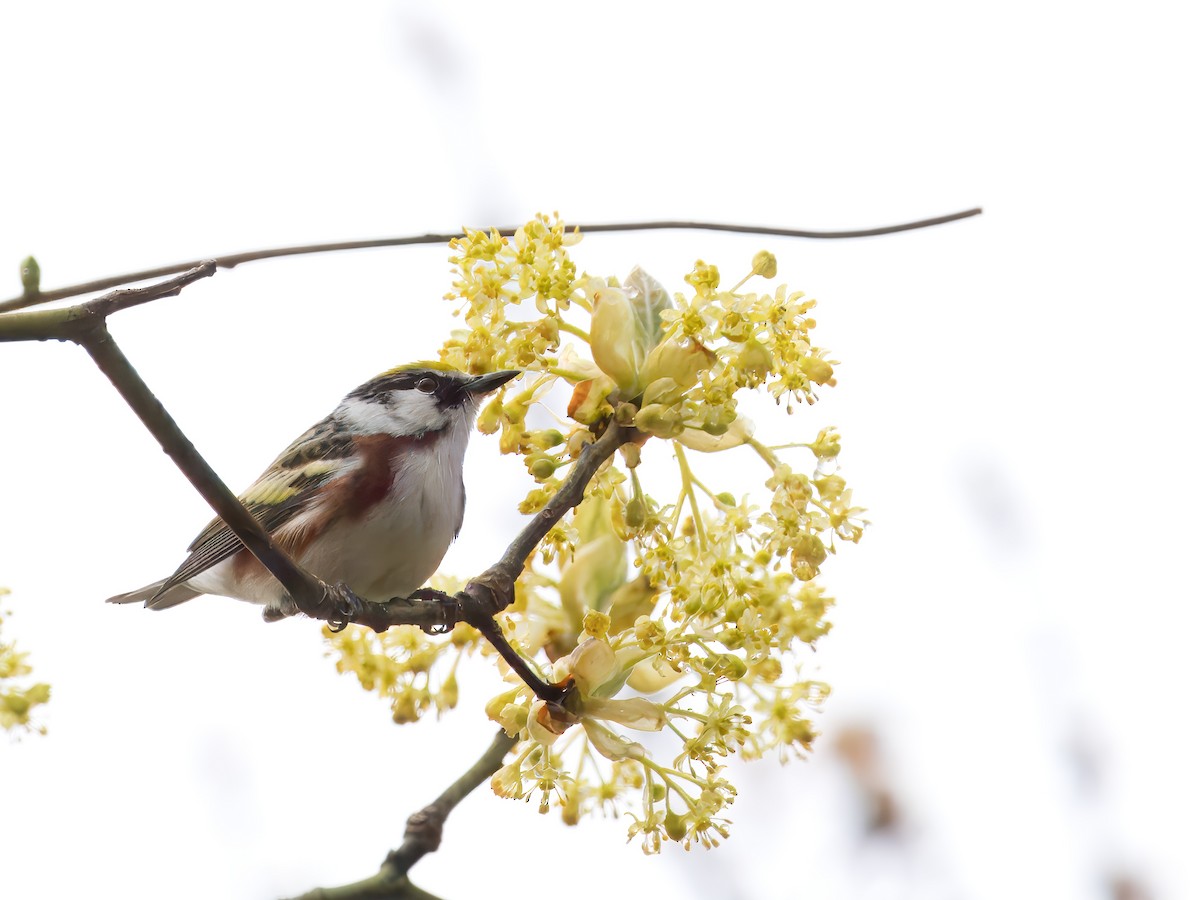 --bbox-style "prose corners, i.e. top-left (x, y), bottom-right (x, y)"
top-left (155, 418), bottom-right (356, 596)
